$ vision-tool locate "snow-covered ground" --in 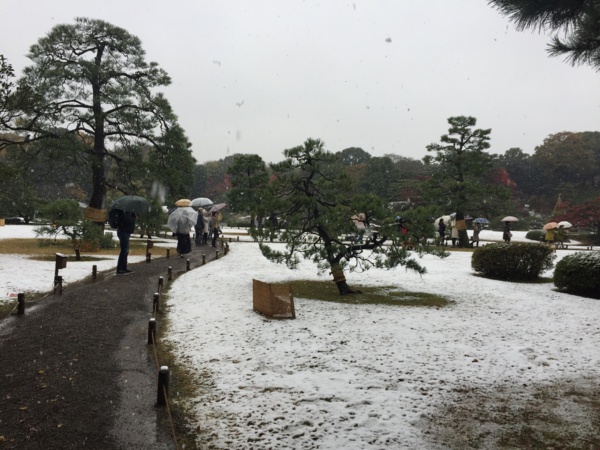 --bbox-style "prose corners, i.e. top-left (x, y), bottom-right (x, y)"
top-left (1, 224), bottom-right (598, 448)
